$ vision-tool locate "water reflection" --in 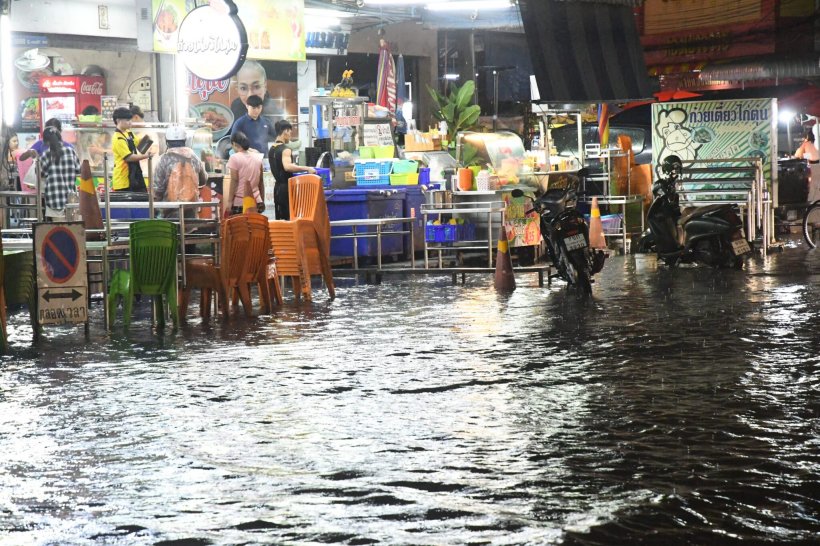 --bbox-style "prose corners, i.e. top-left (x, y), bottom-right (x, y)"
top-left (1, 246), bottom-right (819, 543)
